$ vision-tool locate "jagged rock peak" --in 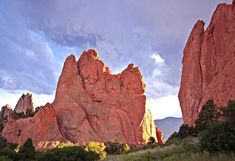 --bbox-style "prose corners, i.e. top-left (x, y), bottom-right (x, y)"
top-left (2, 49), bottom-right (160, 149)
top-left (14, 93), bottom-right (34, 114)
